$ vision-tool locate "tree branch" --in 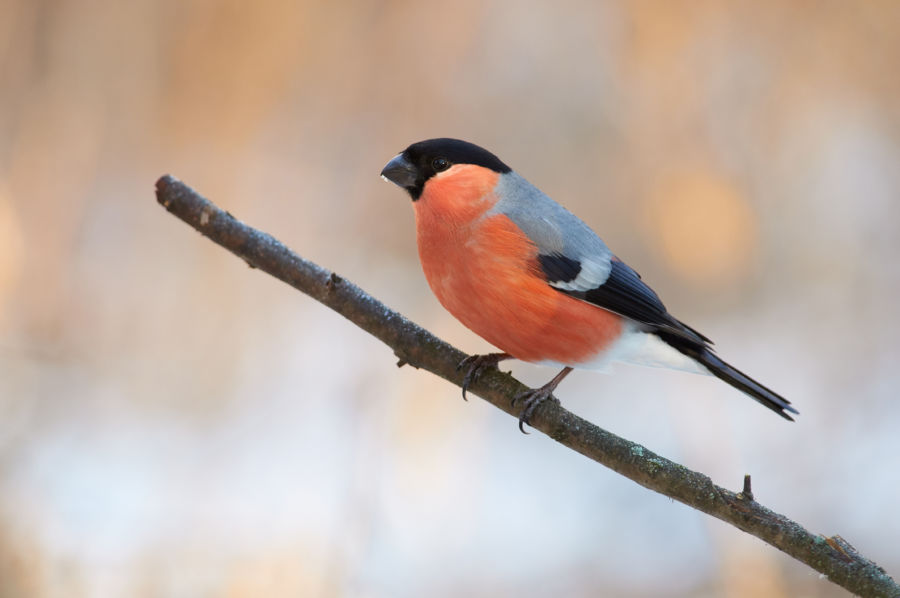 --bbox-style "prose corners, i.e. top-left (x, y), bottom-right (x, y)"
top-left (155, 174), bottom-right (898, 598)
